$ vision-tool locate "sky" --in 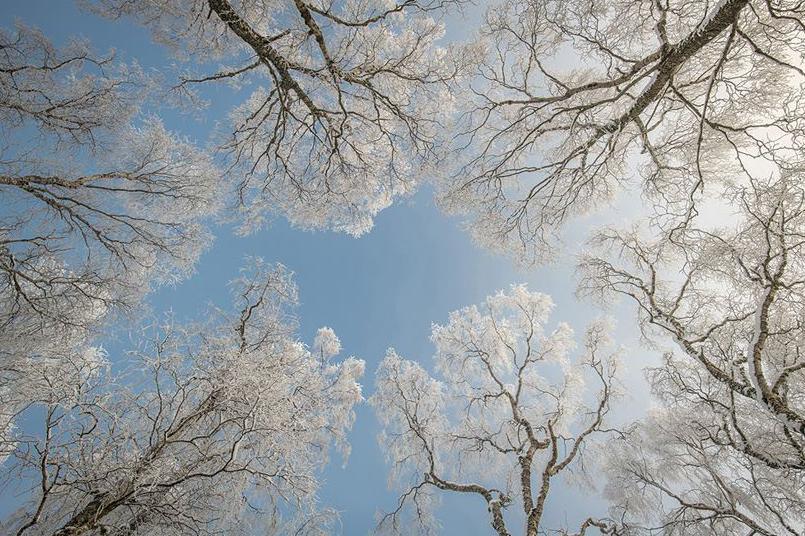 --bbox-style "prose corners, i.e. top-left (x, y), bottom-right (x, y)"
top-left (0, 2), bottom-right (660, 534)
